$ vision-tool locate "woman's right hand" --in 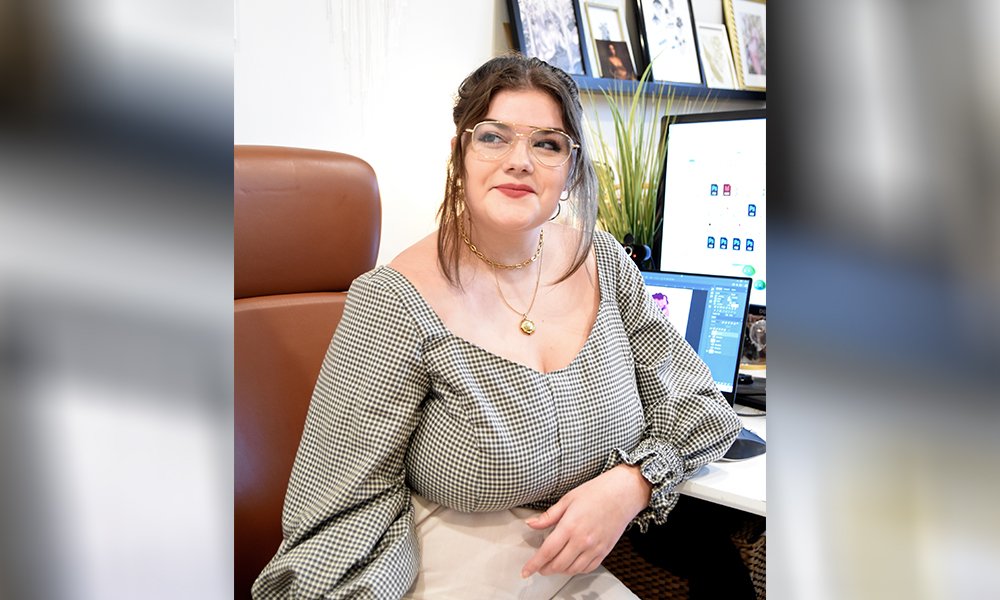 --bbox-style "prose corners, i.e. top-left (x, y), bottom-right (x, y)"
top-left (520, 464), bottom-right (651, 578)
